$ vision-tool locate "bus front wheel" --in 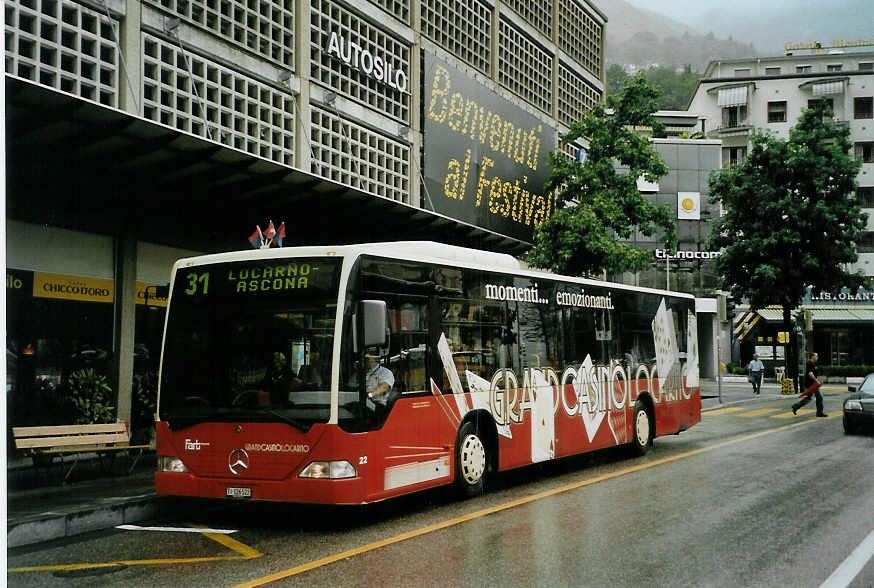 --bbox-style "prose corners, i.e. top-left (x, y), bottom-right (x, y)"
top-left (631, 400), bottom-right (653, 456)
top-left (455, 420), bottom-right (487, 497)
